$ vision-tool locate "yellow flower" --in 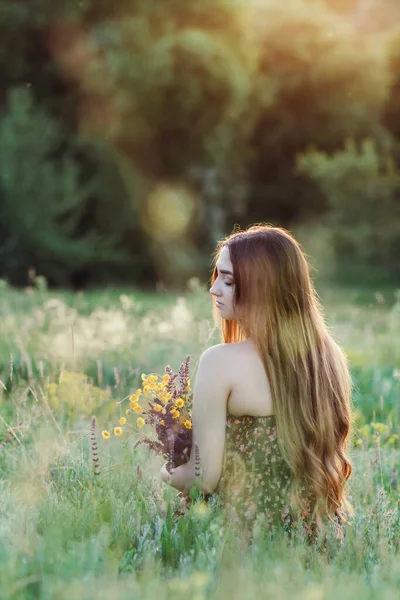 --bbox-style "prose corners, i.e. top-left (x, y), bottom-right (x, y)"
top-left (171, 409), bottom-right (180, 419)
top-left (119, 417), bottom-right (127, 425)
top-left (143, 386), bottom-right (151, 395)
top-left (175, 398), bottom-right (184, 409)
top-left (160, 419), bottom-right (165, 425)
top-left (134, 405), bottom-right (143, 413)
top-left (137, 417), bottom-right (145, 428)
top-left (102, 430), bottom-right (110, 439)
top-left (163, 374), bottom-right (170, 384)
top-left (141, 374), bottom-right (148, 381)
top-left (114, 427), bottom-right (123, 436)
top-left (193, 503), bottom-right (209, 517)
top-left (125, 409), bottom-right (130, 415)
top-left (184, 420), bottom-right (192, 430)
top-left (179, 416), bottom-right (186, 425)
top-left (371, 422), bottom-right (388, 435)
top-left (136, 389), bottom-right (142, 397)
top-left (190, 571), bottom-right (209, 588)
top-left (154, 404), bottom-right (163, 413)
top-left (129, 394), bottom-right (138, 403)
